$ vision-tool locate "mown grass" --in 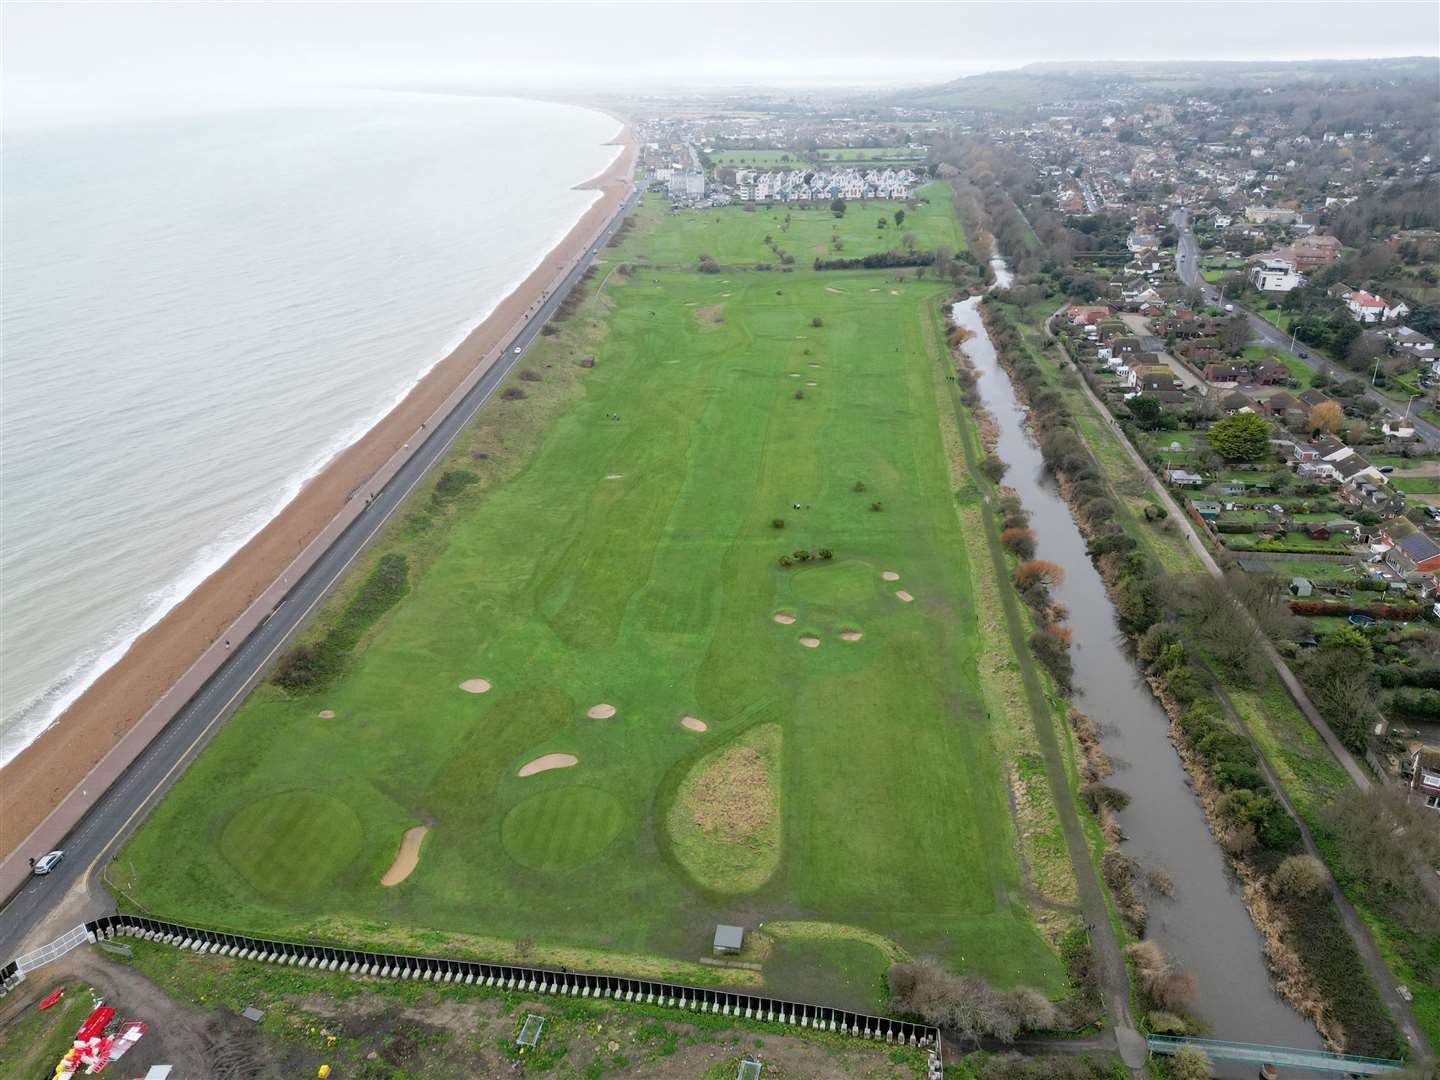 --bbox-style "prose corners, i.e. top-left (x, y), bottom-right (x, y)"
top-left (0, 986), bottom-right (93, 1077)
top-left (119, 220), bottom-right (1062, 1001)
top-left (613, 182), bottom-right (965, 267)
